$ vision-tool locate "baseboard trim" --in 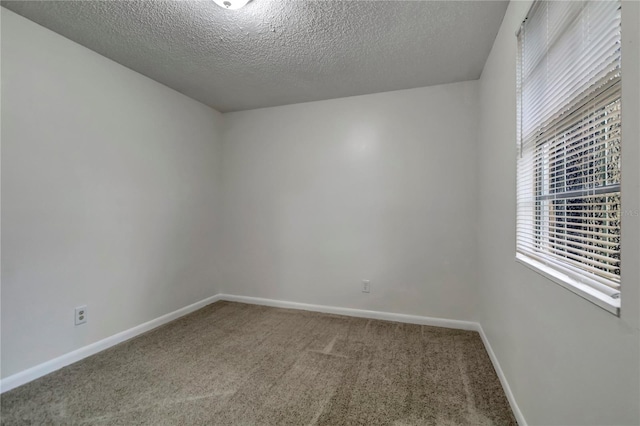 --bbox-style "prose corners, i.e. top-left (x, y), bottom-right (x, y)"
top-left (477, 324), bottom-right (527, 426)
top-left (218, 293), bottom-right (478, 330)
top-left (2, 292), bottom-right (527, 426)
top-left (0, 294), bottom-right (222, 393)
